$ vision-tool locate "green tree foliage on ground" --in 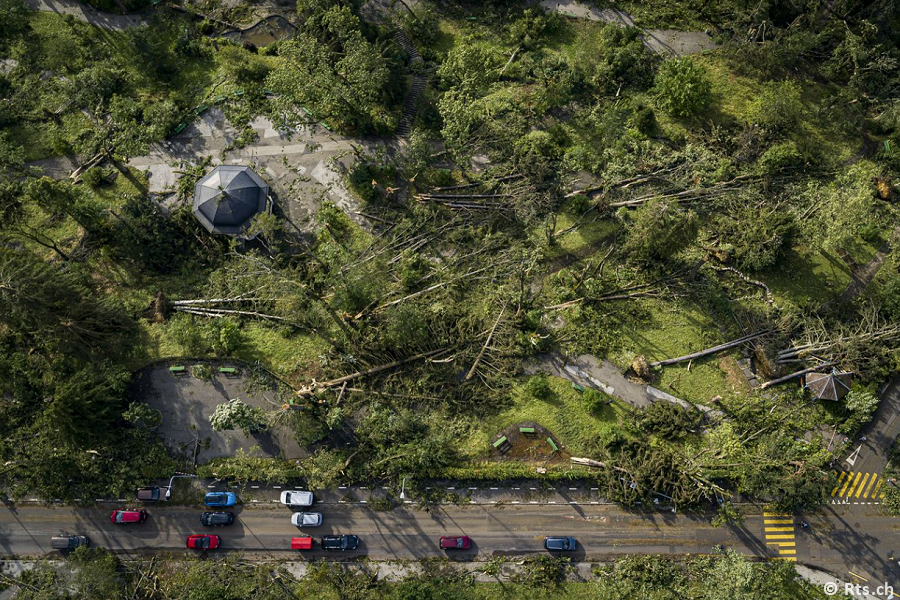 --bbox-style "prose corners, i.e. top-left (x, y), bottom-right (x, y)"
top-left (5, 552), bottom-right (828, 599)
top-left (267, 2), bottom-right (400, 133)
